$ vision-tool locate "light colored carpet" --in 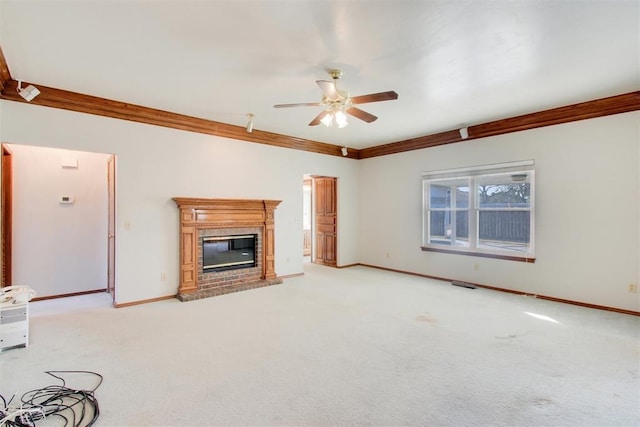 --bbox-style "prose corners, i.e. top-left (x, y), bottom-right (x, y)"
top-left (1, 264), bottom-right (638, 426)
